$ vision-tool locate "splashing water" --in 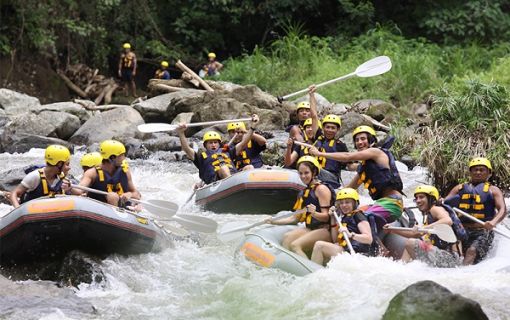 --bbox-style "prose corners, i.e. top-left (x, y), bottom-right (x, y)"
top-left (1, 150), bottom-right (509, 320)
